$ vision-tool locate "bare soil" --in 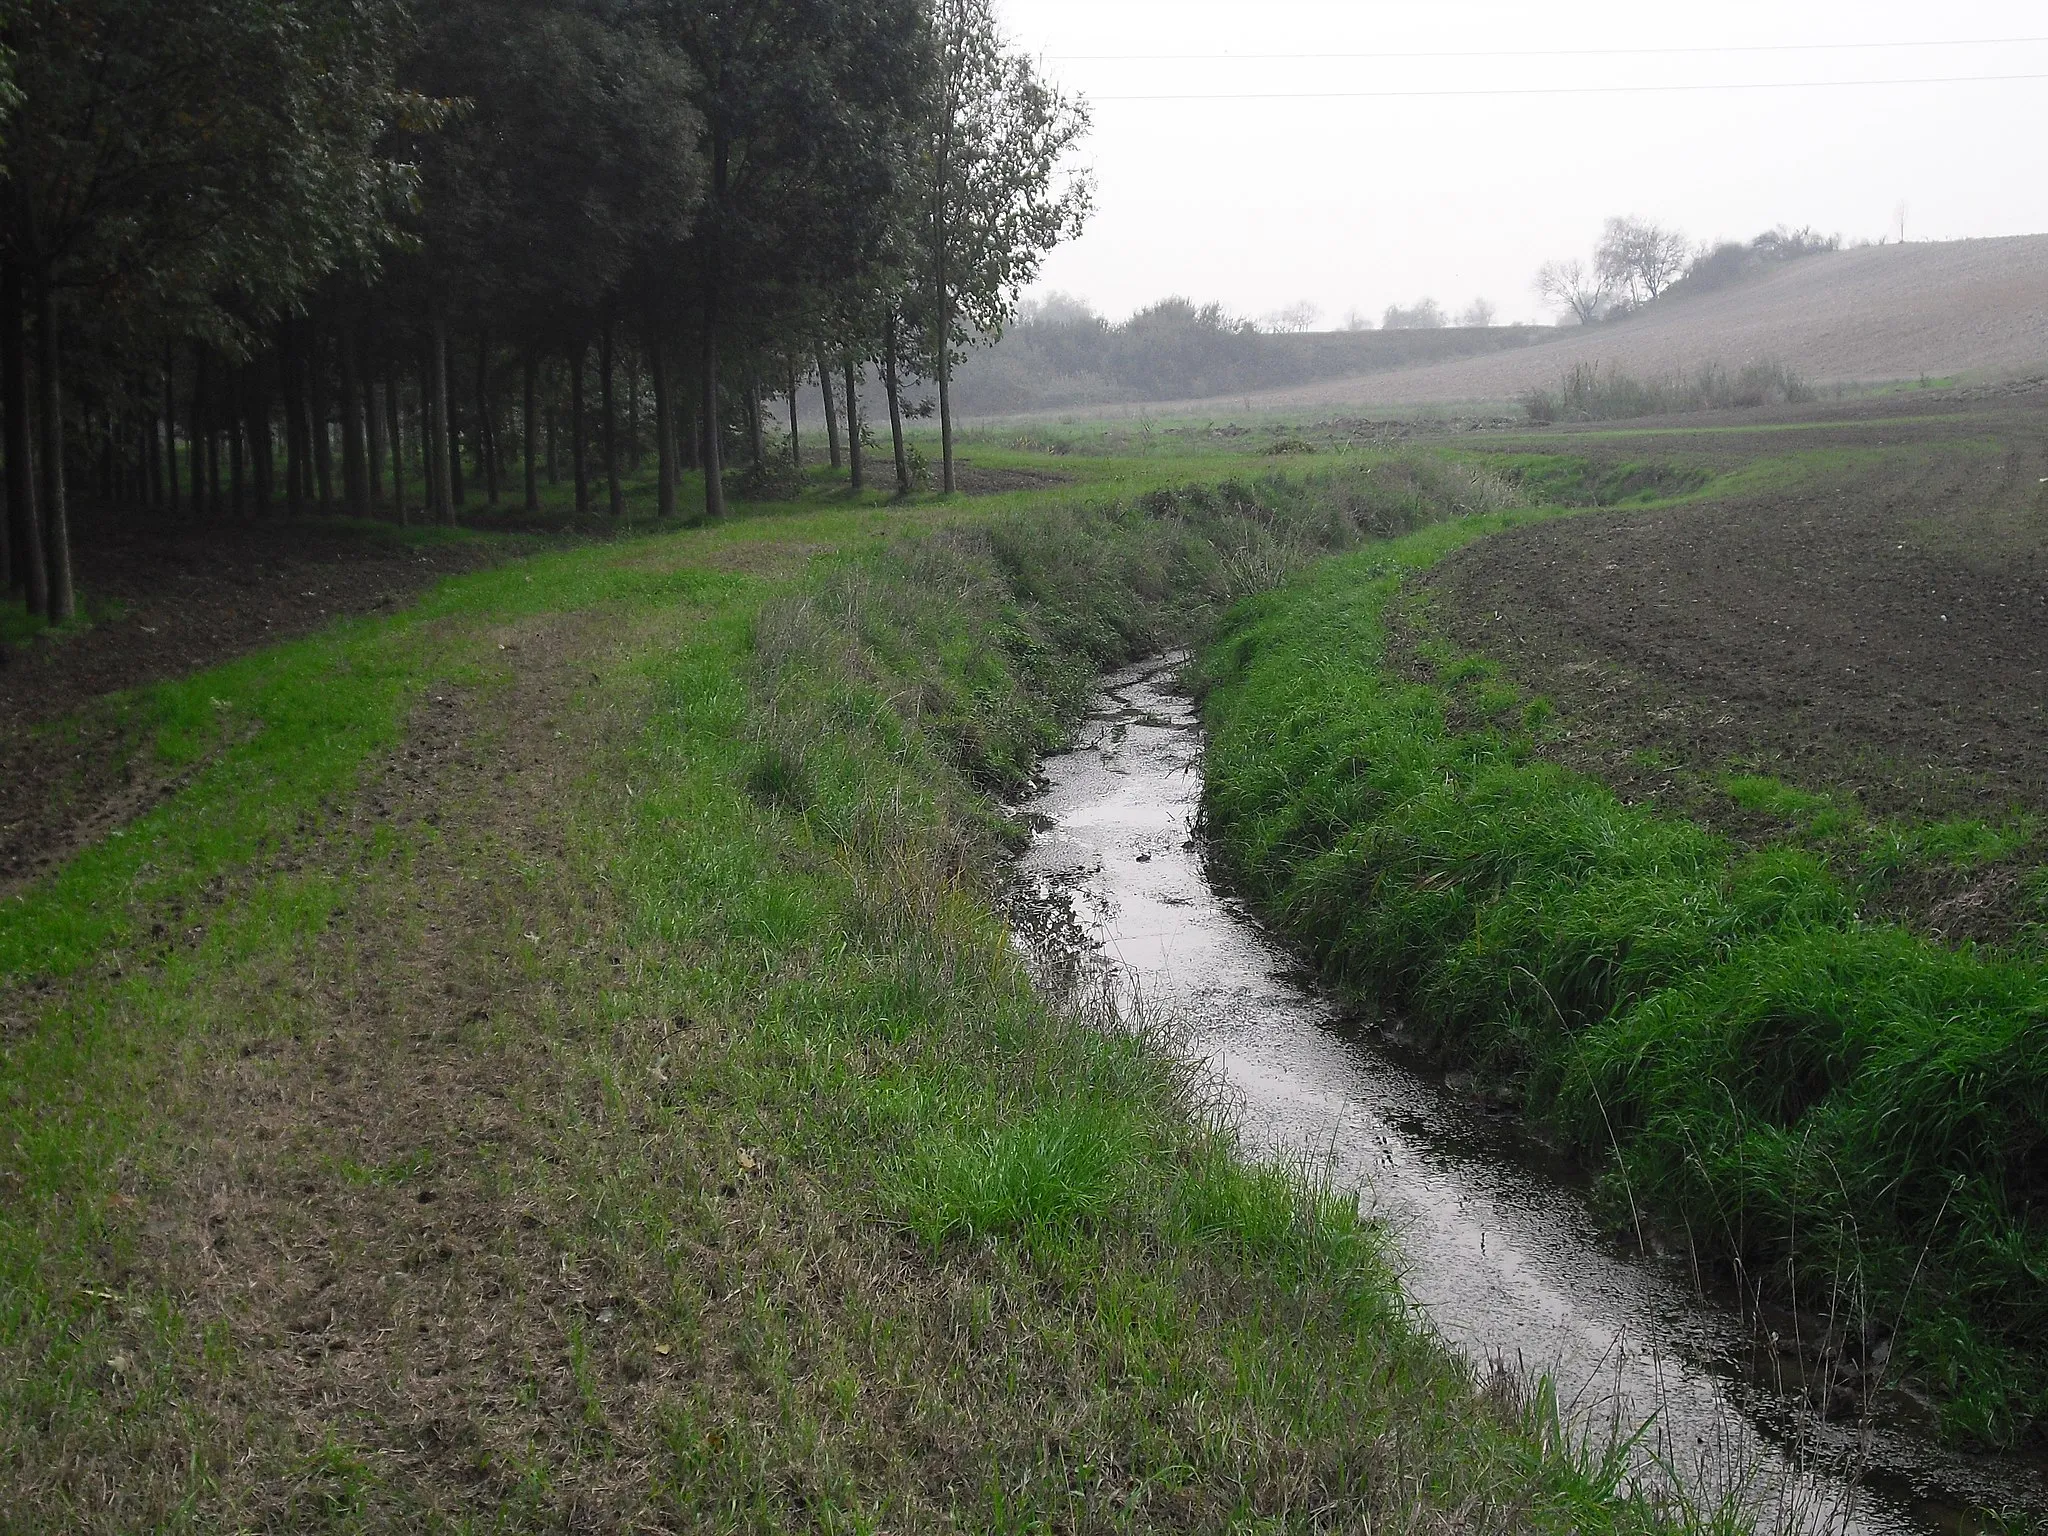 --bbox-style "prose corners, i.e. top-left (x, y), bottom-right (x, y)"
top-left (950, 460), bottom-right (1074, 495)
top-left (0, 514), bottom-right (529, 897)
top-left (1, 513), bottom-right (525, 728)
top-left (1418, 396), bottom-right (2048, 940)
